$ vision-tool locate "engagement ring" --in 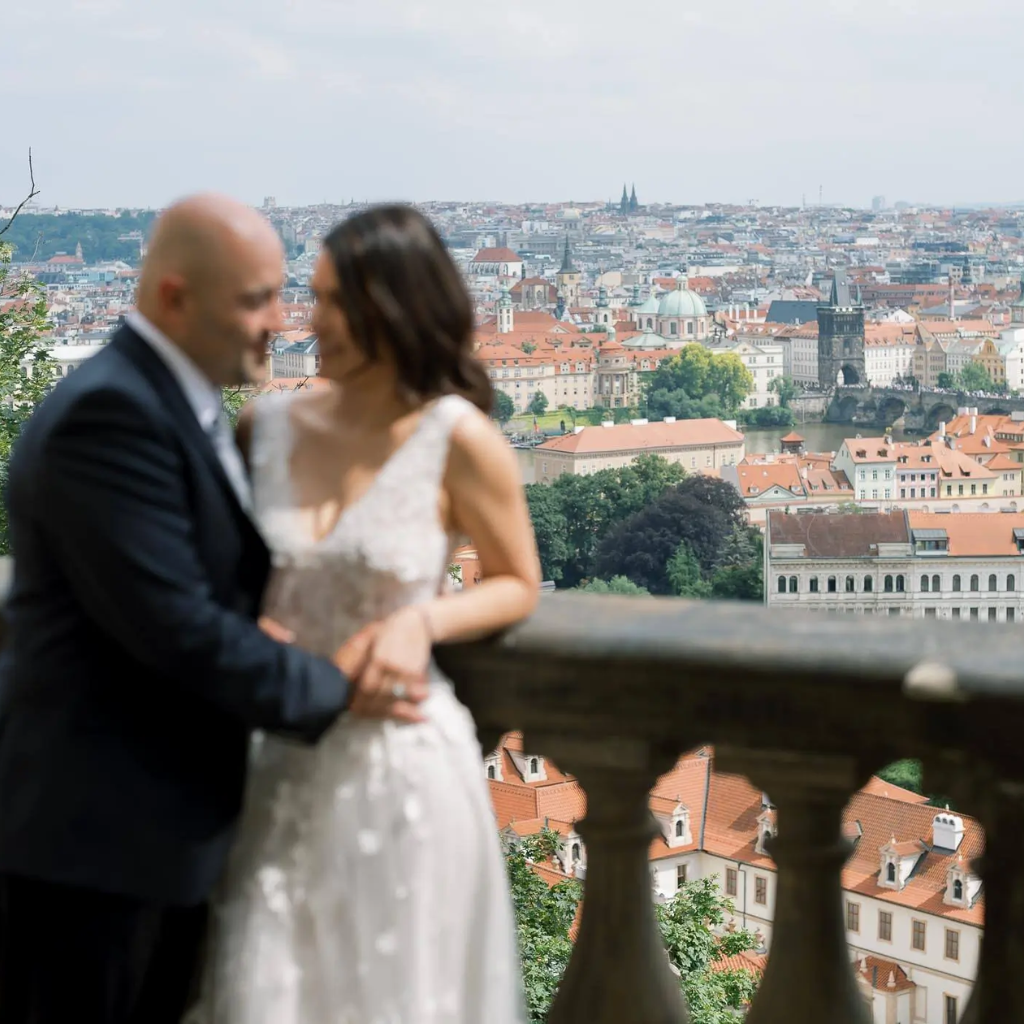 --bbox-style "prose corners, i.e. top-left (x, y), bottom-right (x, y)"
top-left (390, 682), bottom-right (407, 700)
